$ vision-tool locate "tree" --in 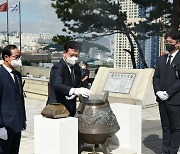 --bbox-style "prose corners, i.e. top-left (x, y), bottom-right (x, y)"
top-left (51, 0), bottom-right (149, 68)
top-left (171, 0), bottom-right (180, 31)
top-left (131, 0), bottom-right (179, 68)
top-left (52, 35), bottom-right (73, 44)
top-left (132, 0), bottom-right (179, 35)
